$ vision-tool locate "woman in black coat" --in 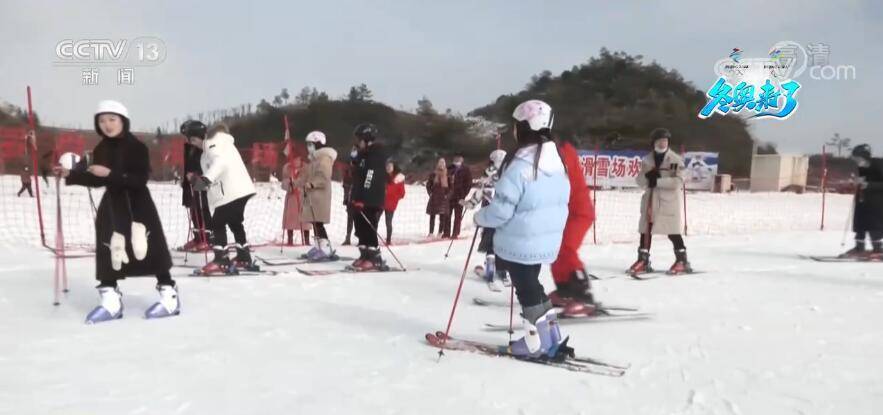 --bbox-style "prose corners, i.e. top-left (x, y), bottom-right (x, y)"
top-left (55, 100), bottom-right (179, 324)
